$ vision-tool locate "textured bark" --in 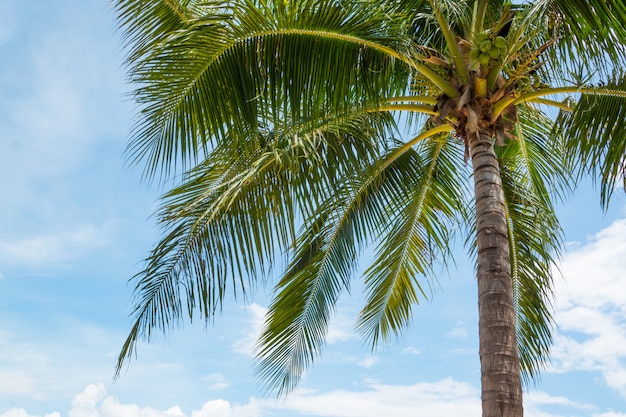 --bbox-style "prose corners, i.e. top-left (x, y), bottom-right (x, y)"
top-left (469, 131), bottom-right (523, 417)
